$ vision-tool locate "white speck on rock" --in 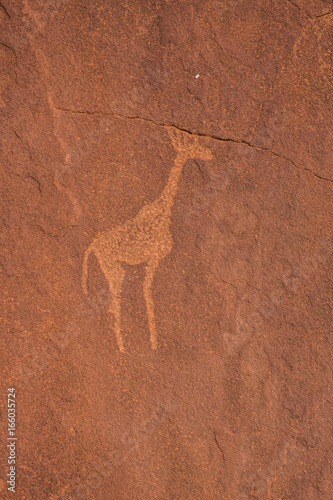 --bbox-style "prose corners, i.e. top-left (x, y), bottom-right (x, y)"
top-left (195, 74), bottom-right (199, 79)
